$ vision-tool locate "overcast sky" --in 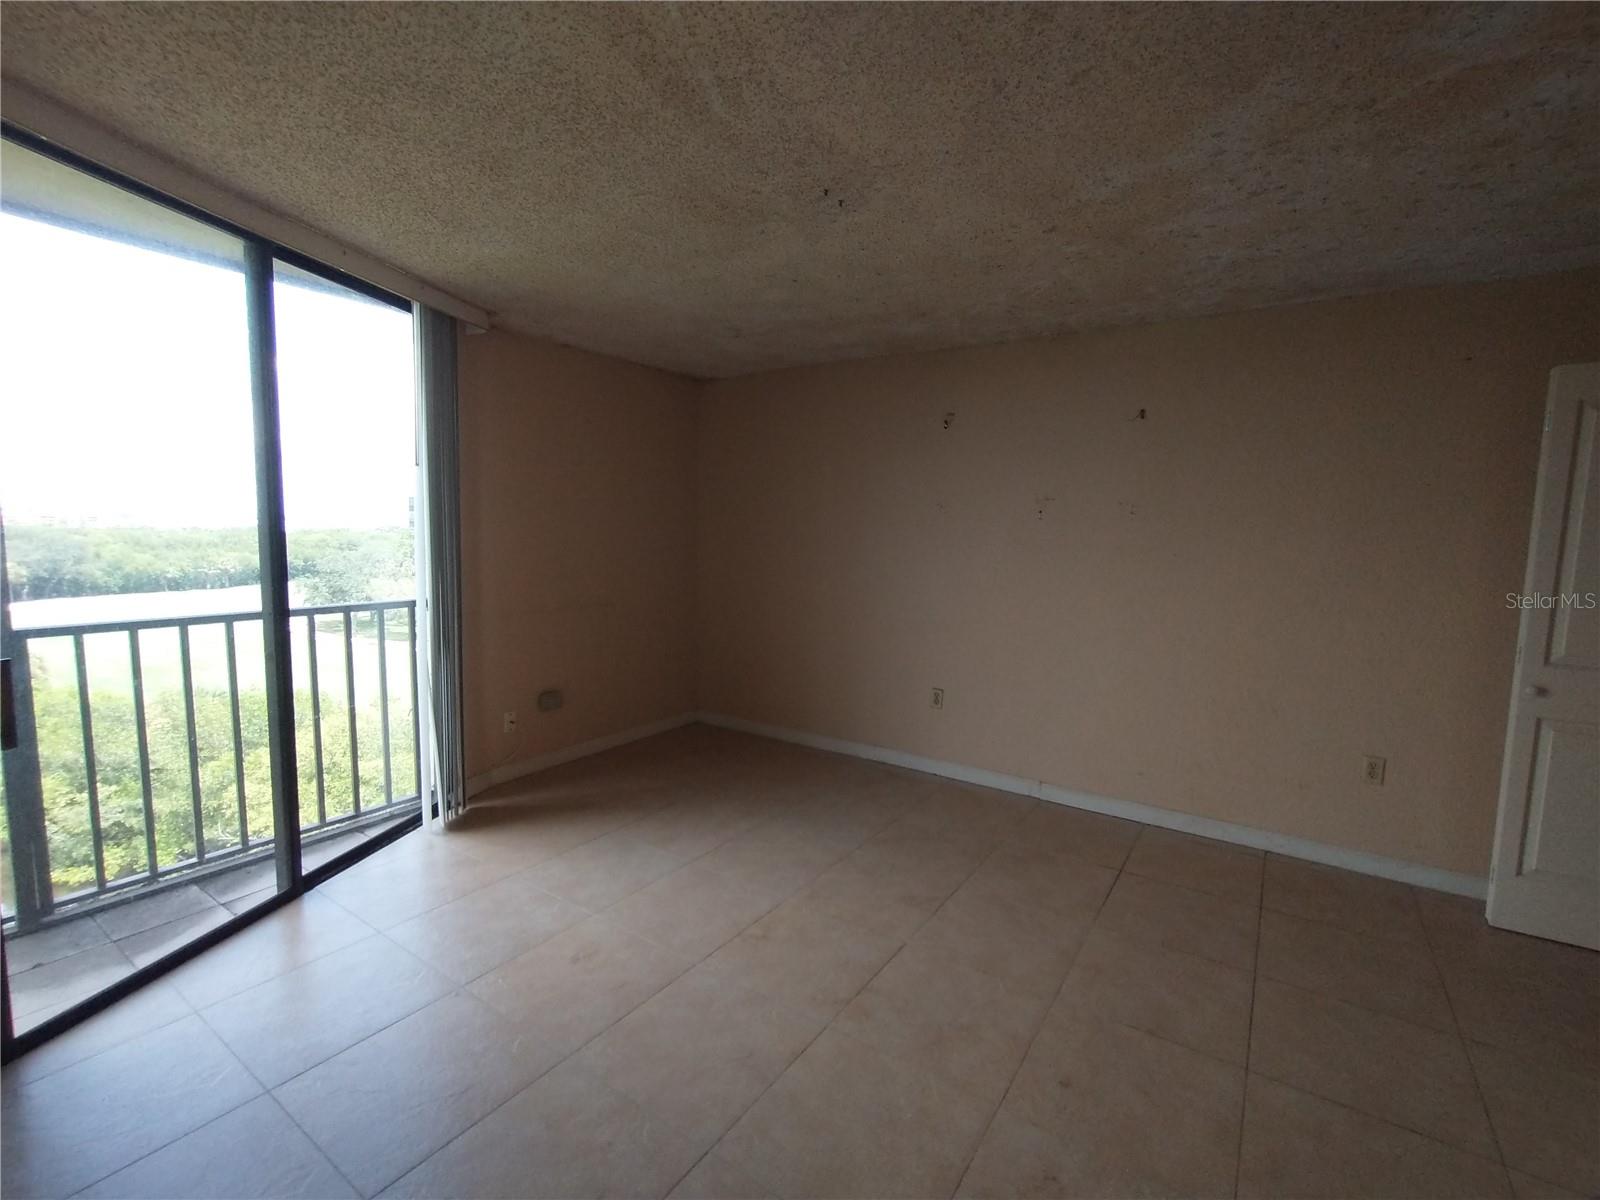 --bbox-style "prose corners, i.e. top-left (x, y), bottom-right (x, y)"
top-left (0, 212), bottom-right (416, 531)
